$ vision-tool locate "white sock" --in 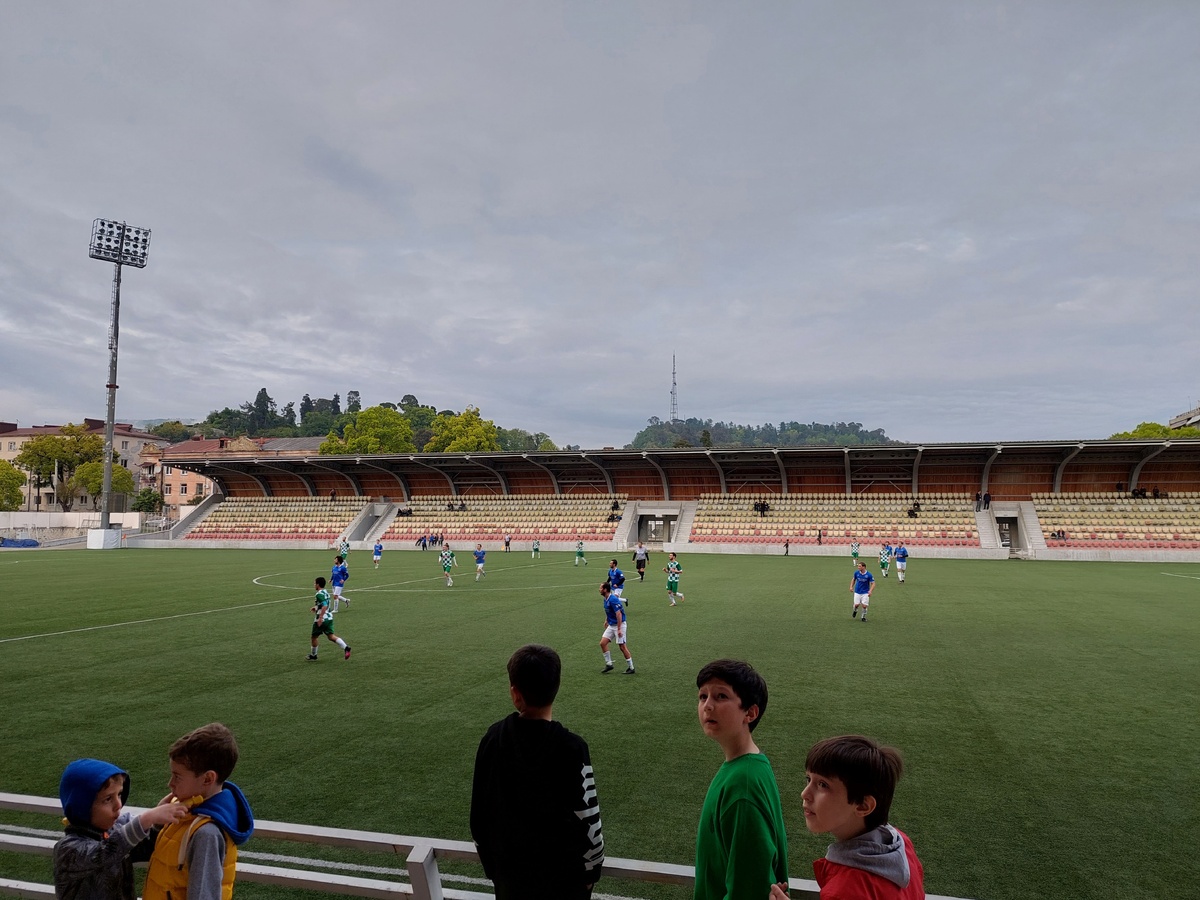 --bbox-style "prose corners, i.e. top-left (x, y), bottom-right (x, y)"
top-left (603, 651), bottom-right (612, 665)
top-left (335, 638), bottom-right (347, 649)
top-left (626, 657), bottom-right (634, 669)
